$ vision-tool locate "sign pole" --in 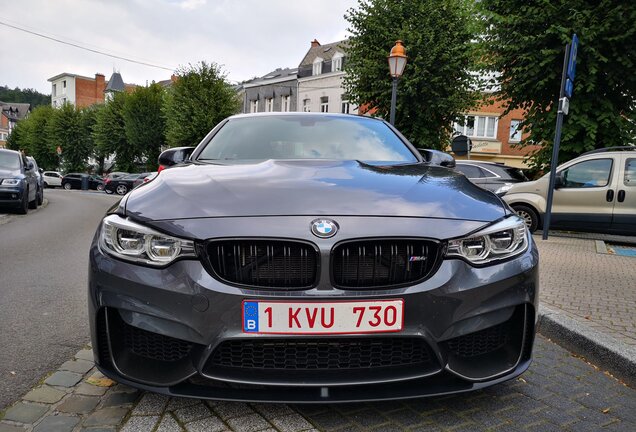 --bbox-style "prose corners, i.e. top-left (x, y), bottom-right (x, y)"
top-left (542, 42), bottom-right (572, 240)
